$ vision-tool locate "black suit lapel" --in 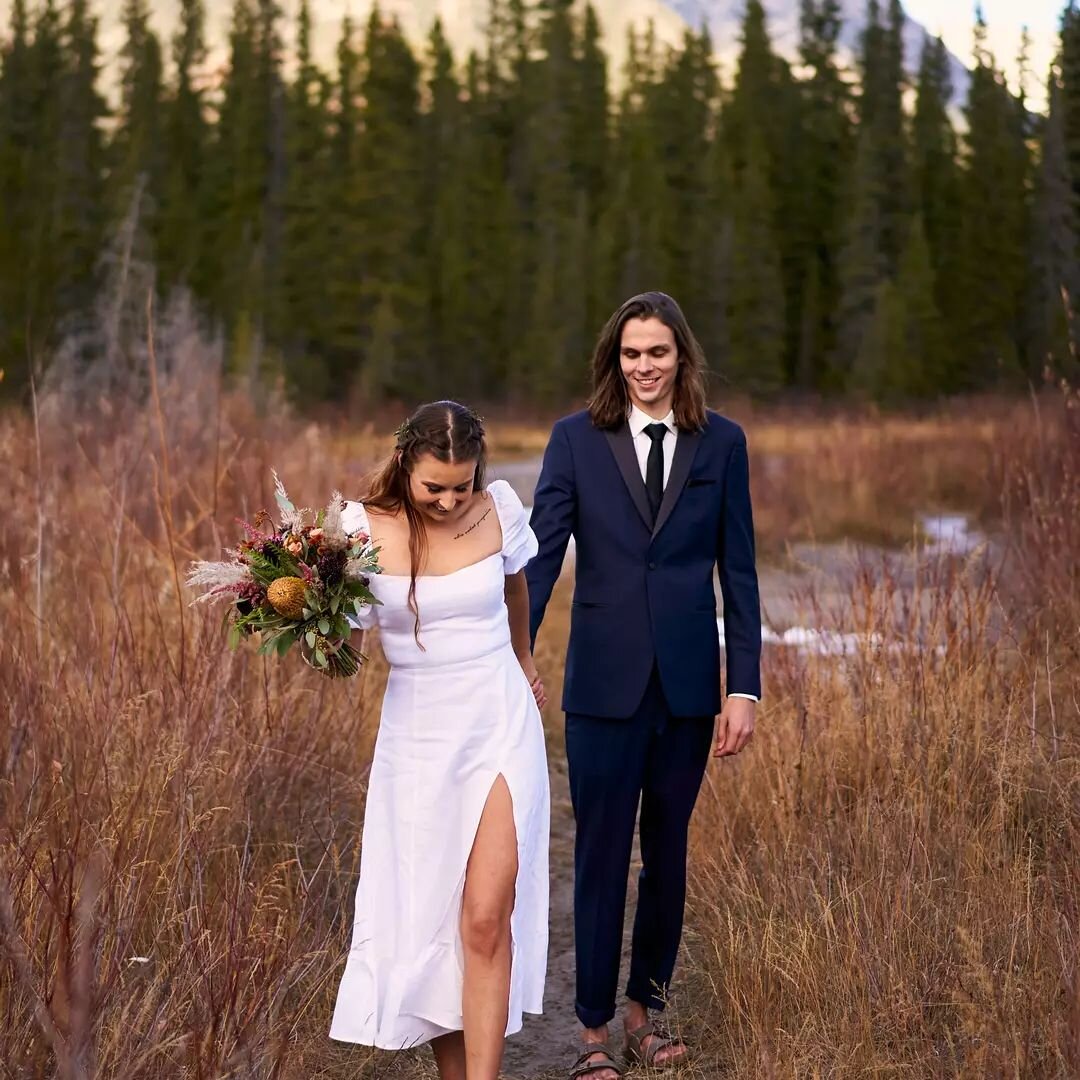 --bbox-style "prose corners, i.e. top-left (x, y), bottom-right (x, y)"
top-left (604, 426), bottom-right (652, 532)
top-left (652, 428), bottom-right (703, 538)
